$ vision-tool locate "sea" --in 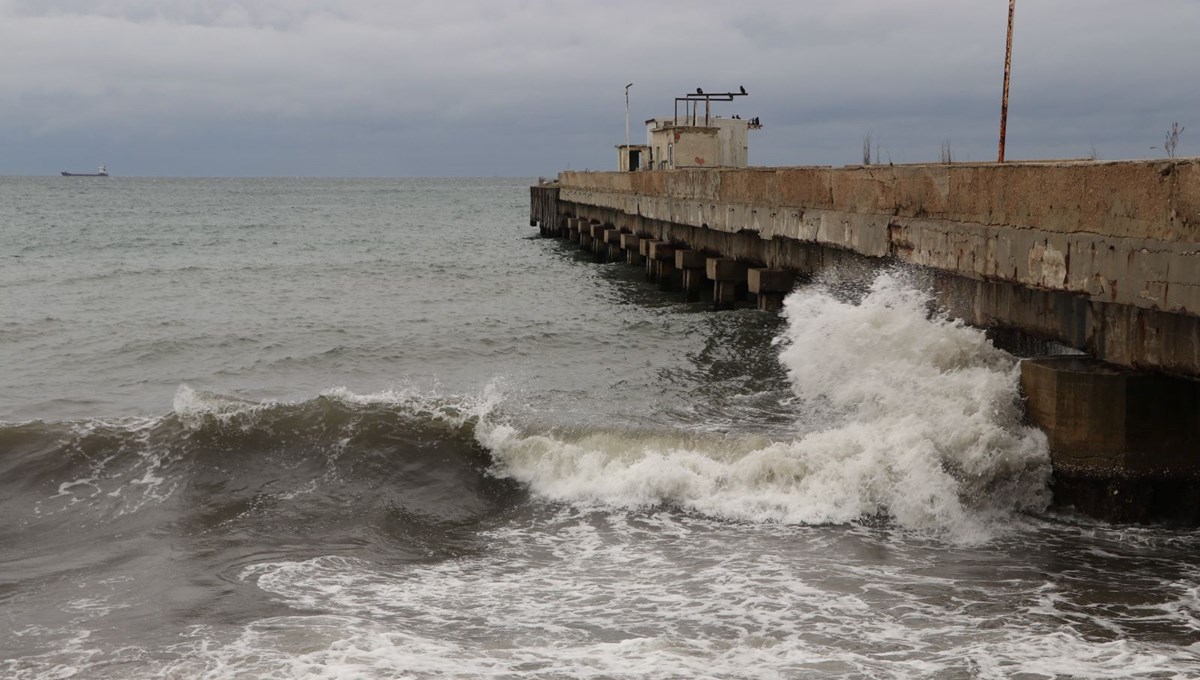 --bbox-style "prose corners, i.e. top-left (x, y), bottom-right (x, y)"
top-left (1, 176), bottom-right (1197, 679)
